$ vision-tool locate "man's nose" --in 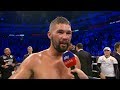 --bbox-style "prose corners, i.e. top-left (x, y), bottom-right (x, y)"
top-left (62, 33), bottom-right (69, 40)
